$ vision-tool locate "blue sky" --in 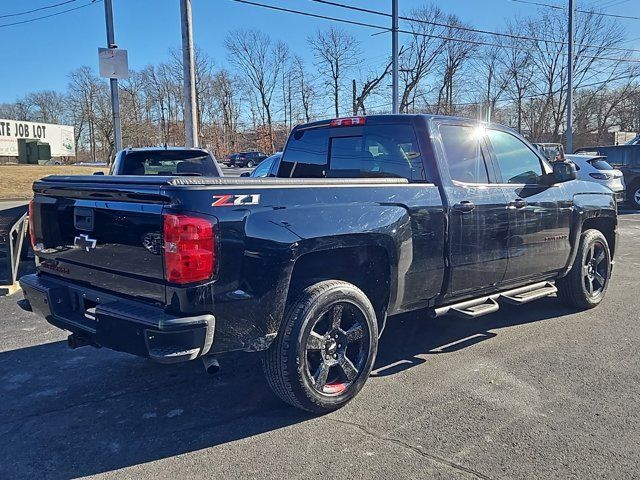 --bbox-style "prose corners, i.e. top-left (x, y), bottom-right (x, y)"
top-left (0, 0), bottom-right (638, 103)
